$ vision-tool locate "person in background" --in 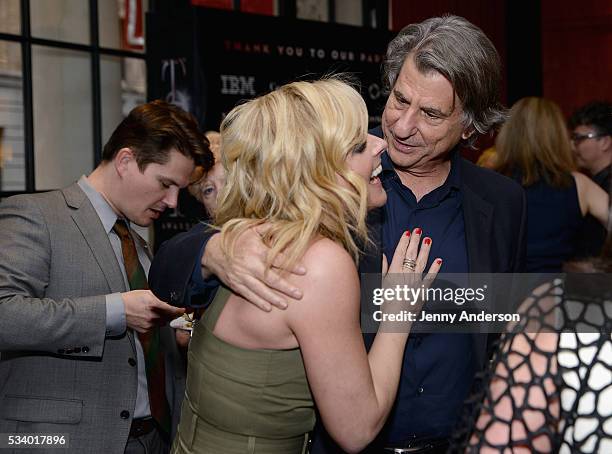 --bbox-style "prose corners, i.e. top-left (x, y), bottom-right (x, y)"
top-left (204, 130), bottom-right (221, 156)
top-left (0, 100), bottom-right (212, 454)
top-left (476, 146), bottom-right (498, 169)
top-left (568, 100), bottom-right (612, 257)
top-left (455, 228), bottom-right (612, 453)
top-left (188, 130), bottom-right (225, 217)
top-left (495, 97), bottom-right (609, 272)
